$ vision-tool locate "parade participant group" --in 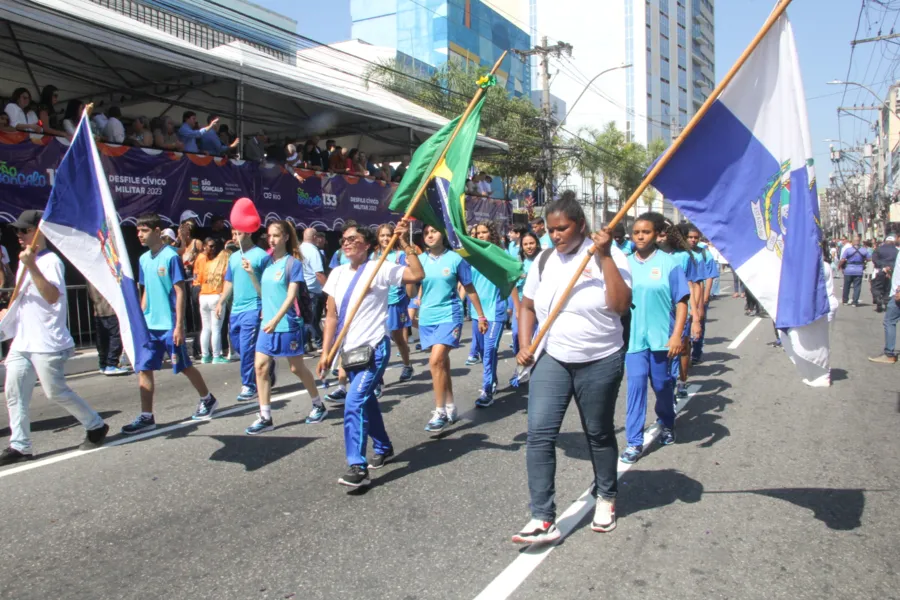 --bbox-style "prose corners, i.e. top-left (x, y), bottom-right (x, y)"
top-left (0, 191), bottom-right (725, 543)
